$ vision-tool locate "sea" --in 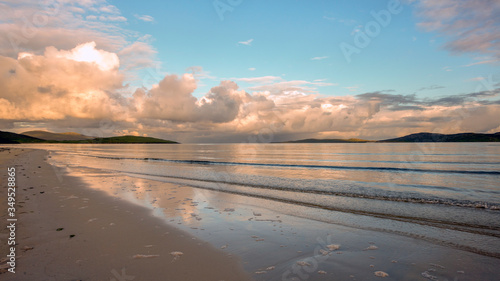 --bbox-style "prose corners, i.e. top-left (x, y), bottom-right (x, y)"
top-left (18, 142), bottom-right (500, 259)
